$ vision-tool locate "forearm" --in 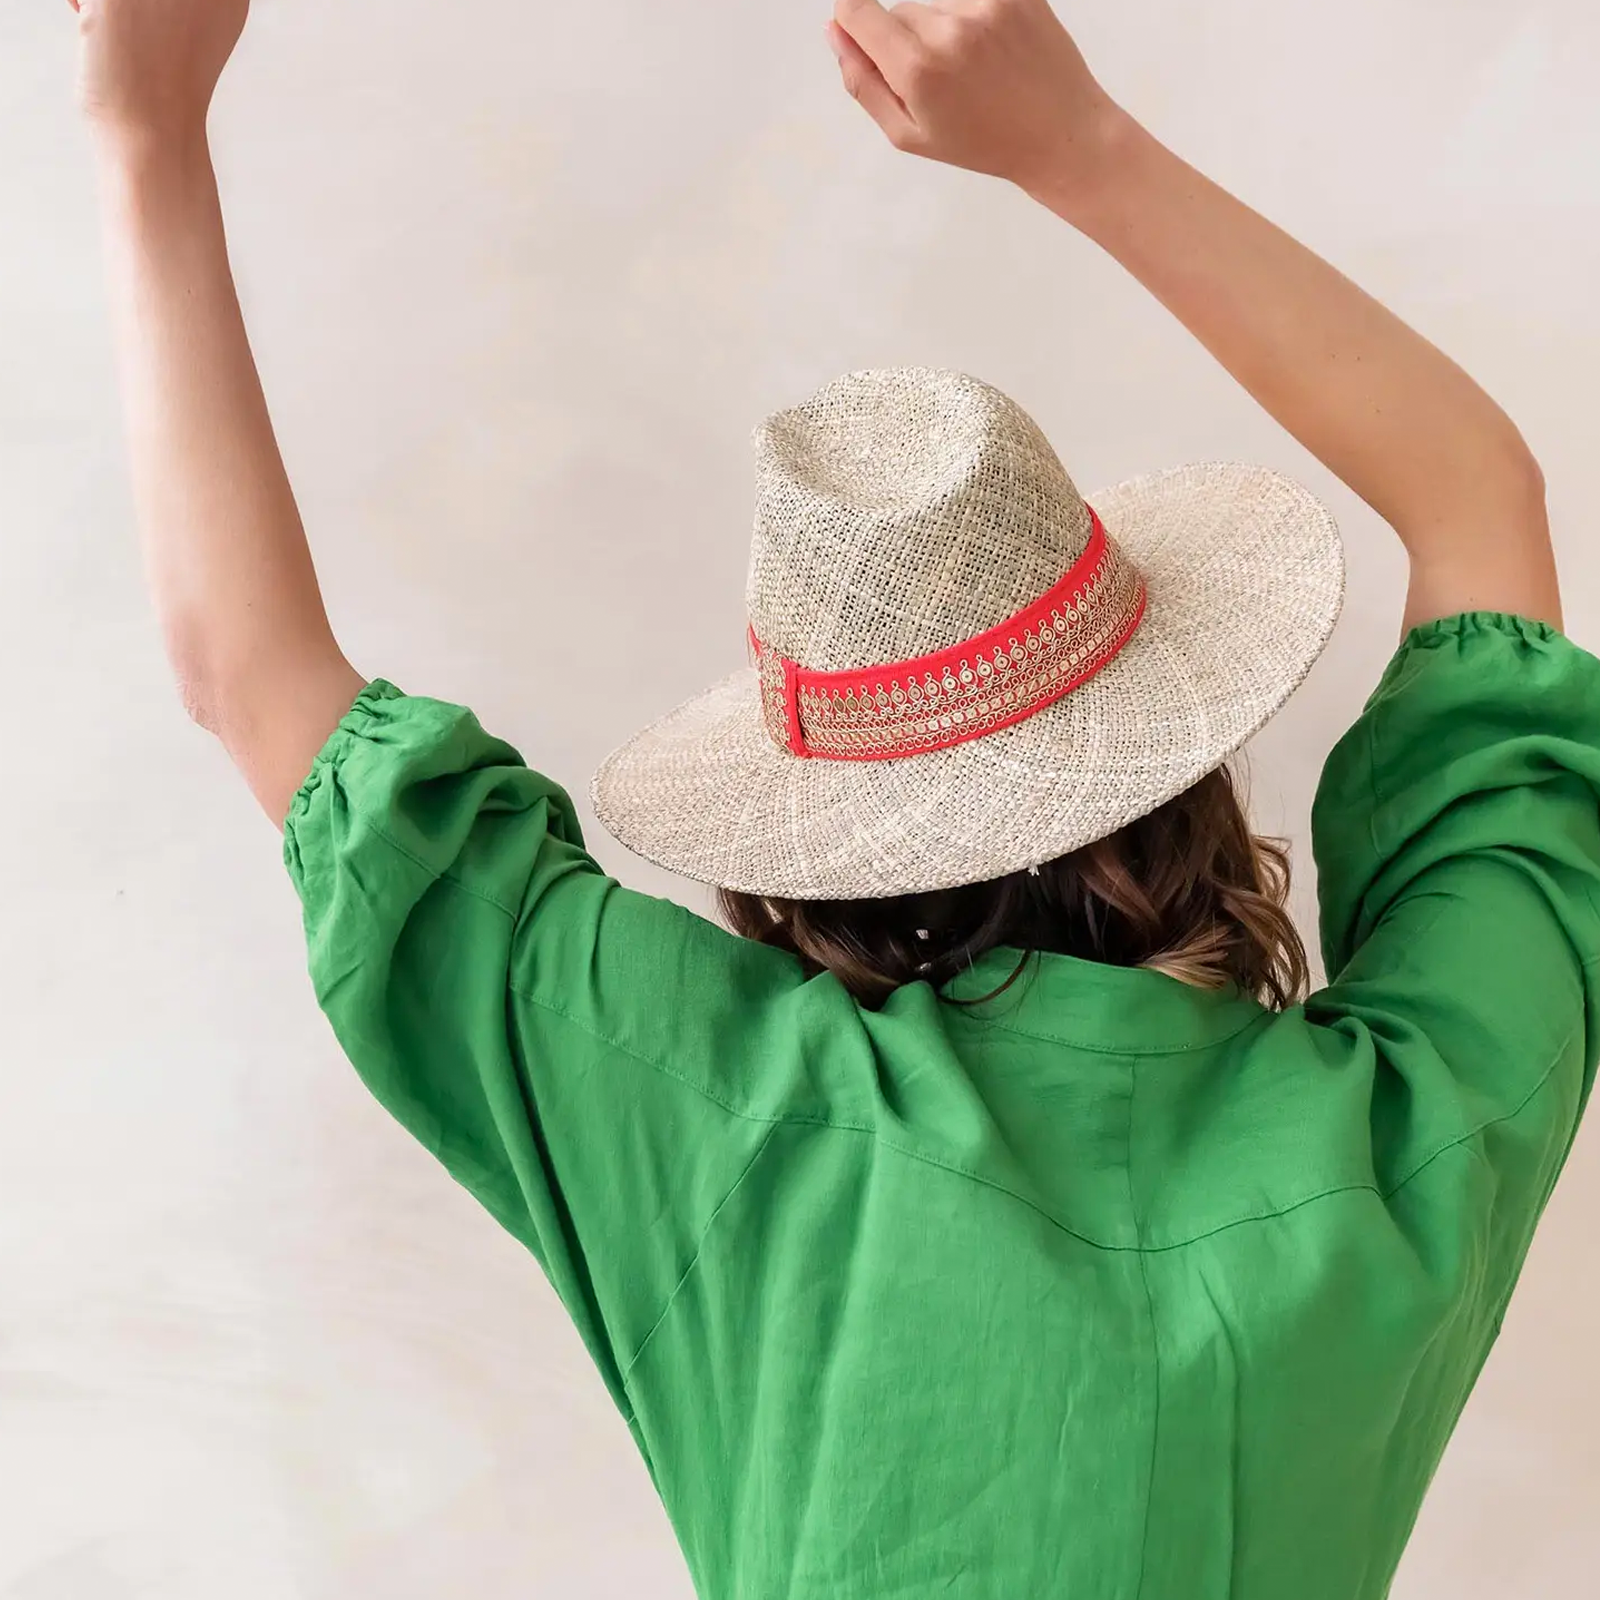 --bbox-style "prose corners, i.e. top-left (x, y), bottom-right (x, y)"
top-left (1029, 114), bottom-right (1558, 630)
top-left (95, 132), bottom-right (364, 817)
